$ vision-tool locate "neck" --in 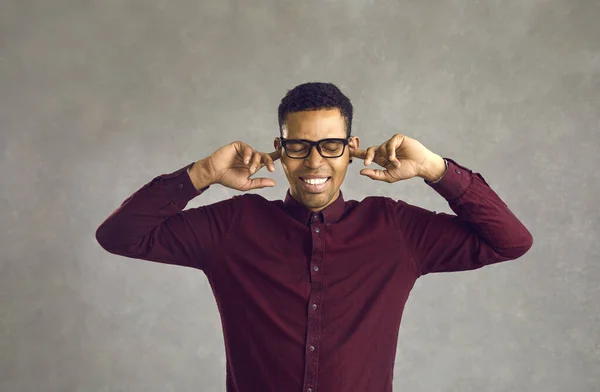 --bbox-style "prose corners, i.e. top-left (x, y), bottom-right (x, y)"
top-left (301, 189), bottom-right (340, 212)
